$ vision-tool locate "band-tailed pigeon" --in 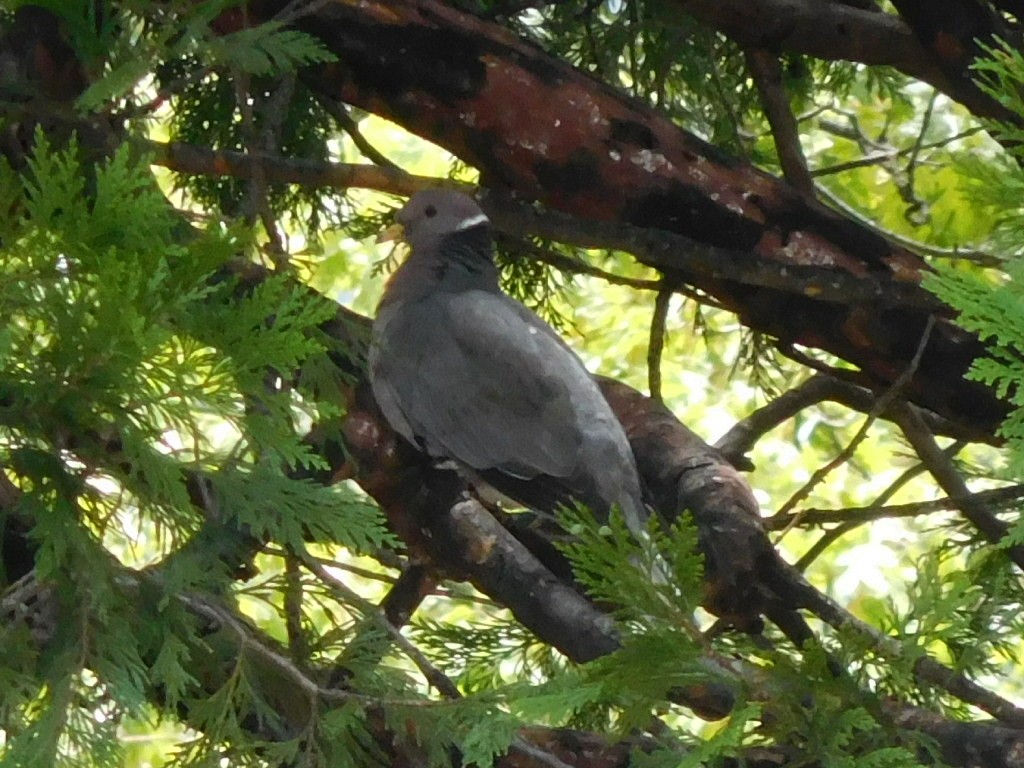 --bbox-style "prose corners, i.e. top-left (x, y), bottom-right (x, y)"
top-left (369, 189), bottom-right (648, 535)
